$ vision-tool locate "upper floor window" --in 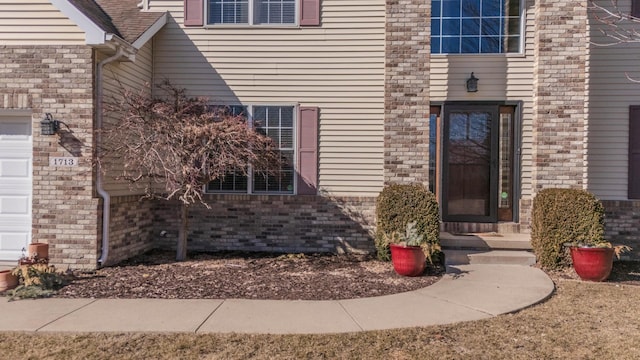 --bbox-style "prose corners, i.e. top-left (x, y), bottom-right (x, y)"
top-left (431, 0), bottom-right (522, 54)
top-left (208, 0), bottom-right (296, 25)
